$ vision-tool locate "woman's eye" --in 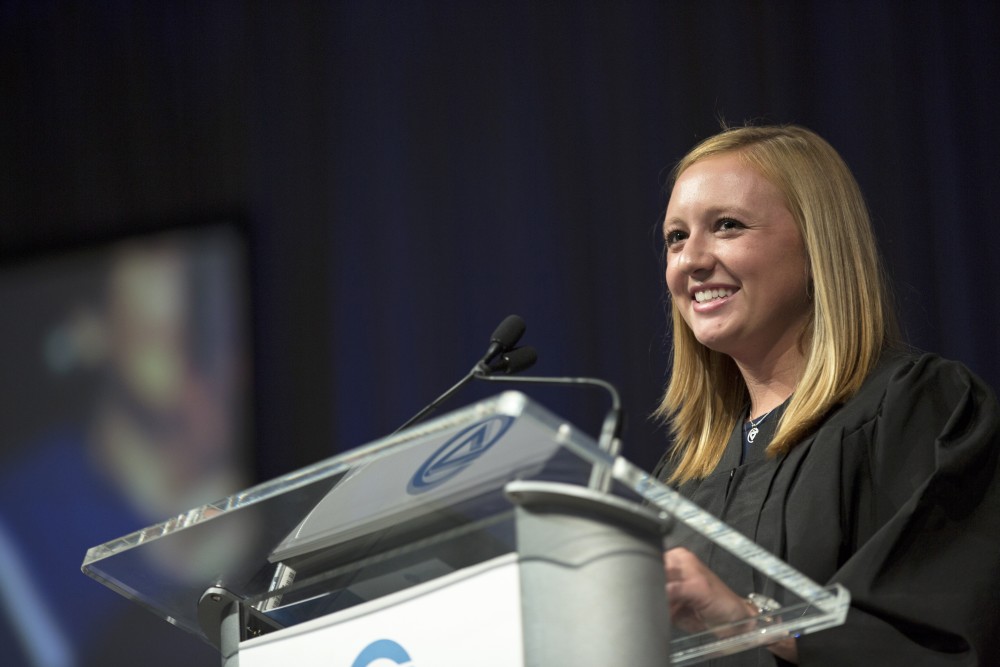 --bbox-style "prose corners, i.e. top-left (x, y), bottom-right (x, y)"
top-left (718, 217), bottom-right (744, 231)
top-left (665, 230), bottom-right (687, 246)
